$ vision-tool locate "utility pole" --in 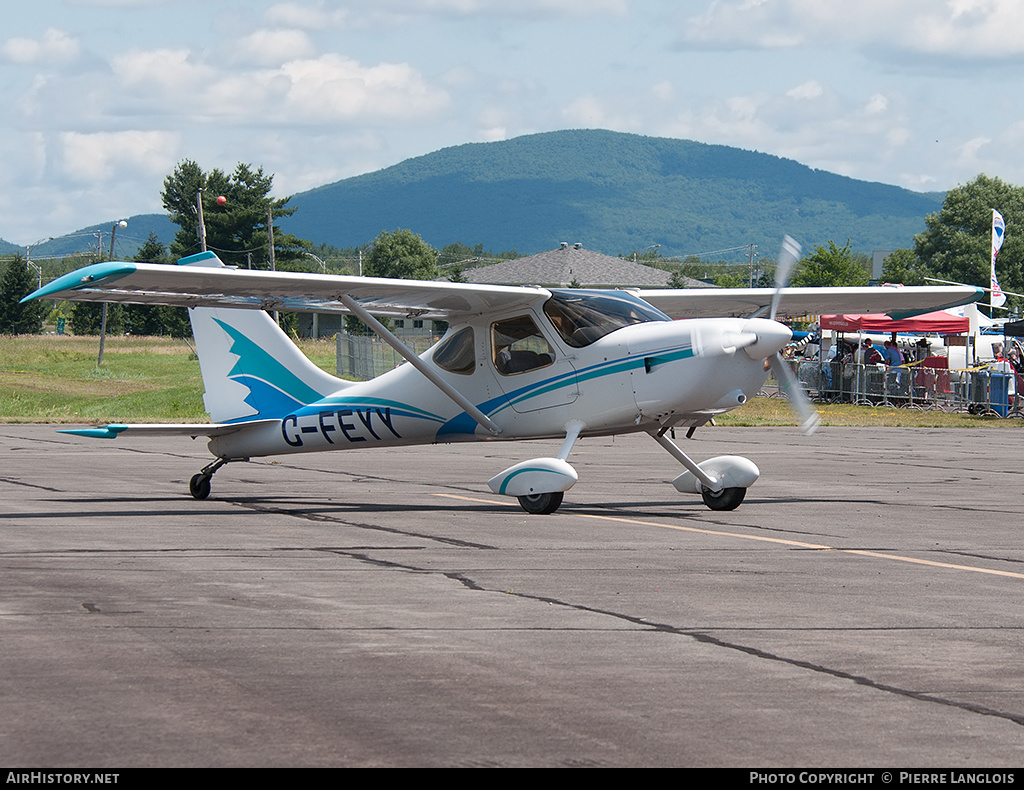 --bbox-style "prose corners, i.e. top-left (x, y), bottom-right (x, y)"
top-left (267, 206), bottom-right (278, 323)
top-left (97, 220), bottom-right (127, 366)
top-left (196, 190), bottom-right (207, 252)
